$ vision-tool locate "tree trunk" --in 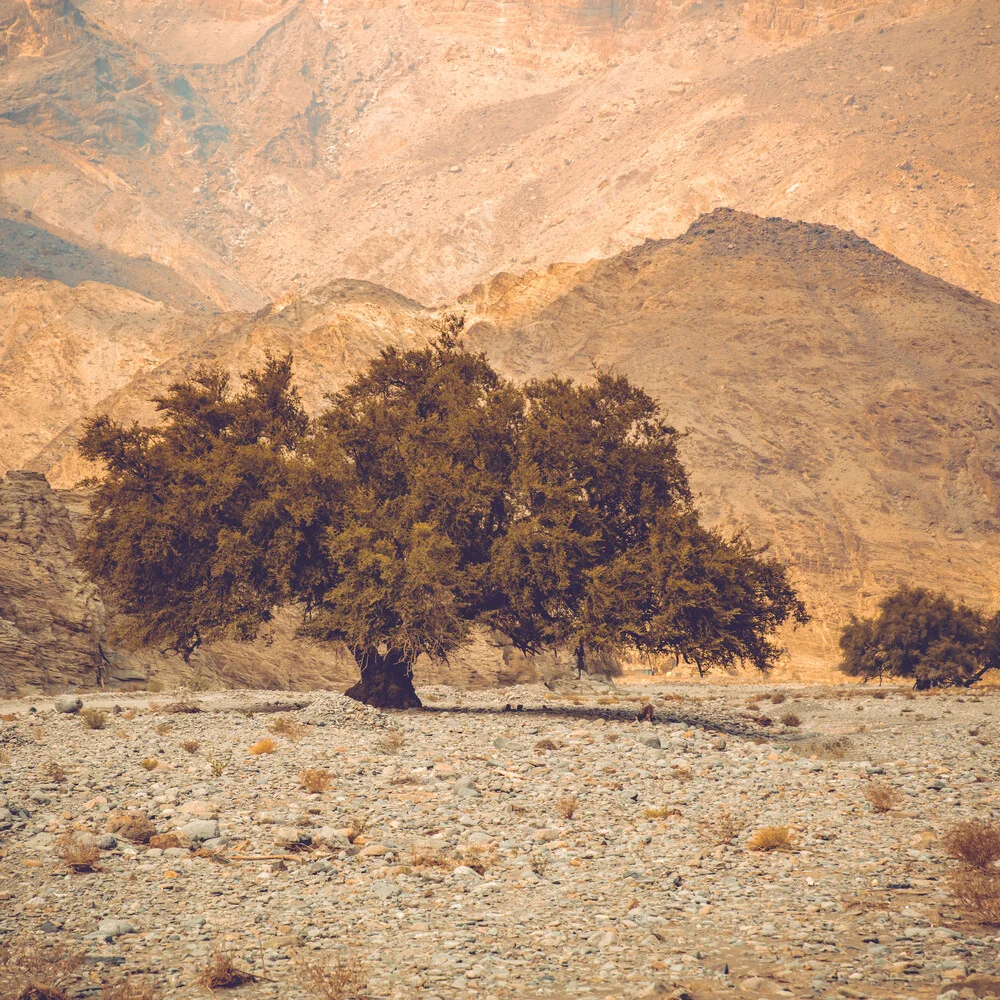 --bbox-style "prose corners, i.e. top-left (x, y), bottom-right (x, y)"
top-left (344, 646), bottom-right (422, 709)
